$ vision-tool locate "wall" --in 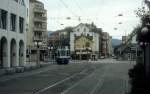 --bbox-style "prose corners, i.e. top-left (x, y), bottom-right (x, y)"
top-left (0, 0), bottom-right (27, 68)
